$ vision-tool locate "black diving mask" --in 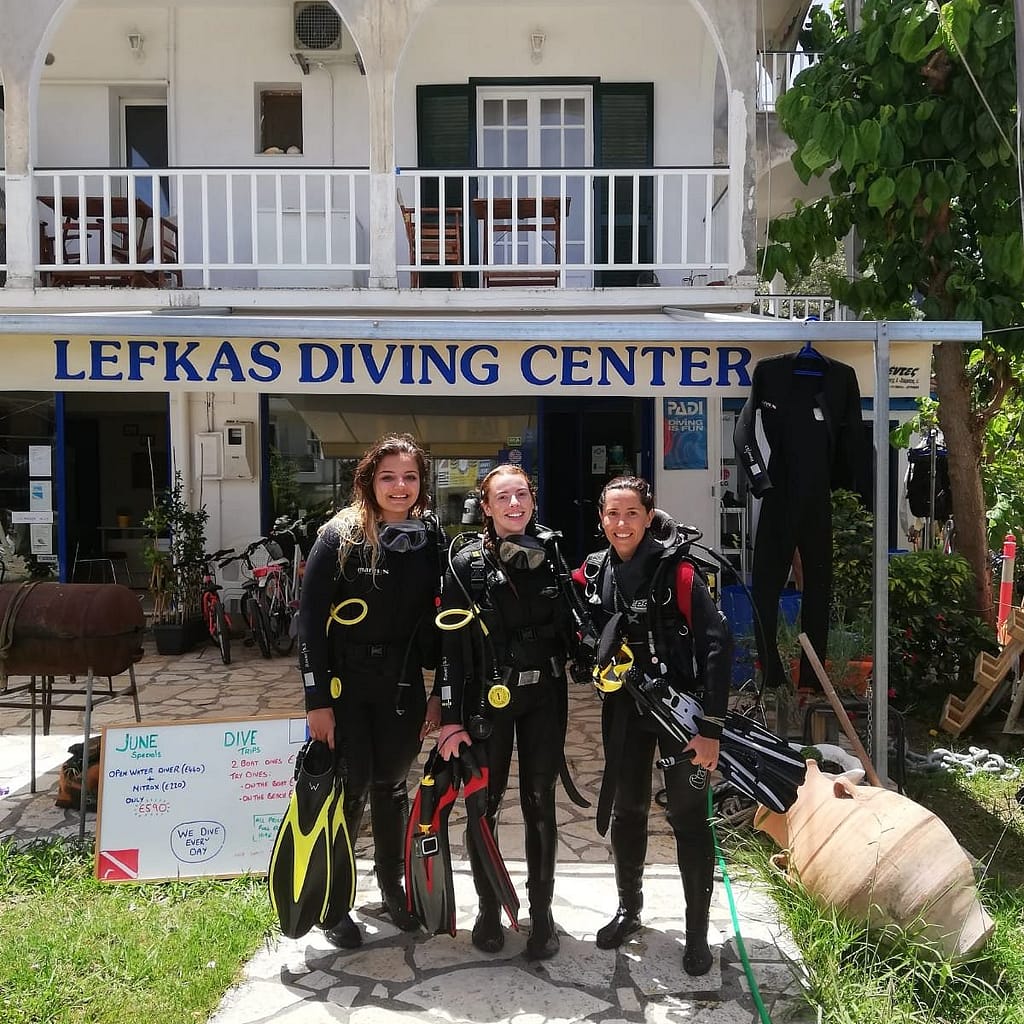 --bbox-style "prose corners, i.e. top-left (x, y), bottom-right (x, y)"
top-left (379, 519), bottom-right (429, 553)
top-left (497, 534), bottom-right (547, 571)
